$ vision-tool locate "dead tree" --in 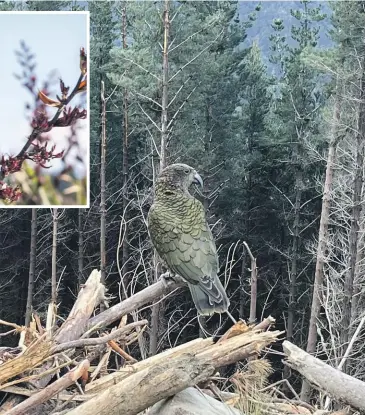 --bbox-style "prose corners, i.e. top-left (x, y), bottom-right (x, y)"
top-left (121, 1), bottom-right (130, 294)
top-left (51, 208), bottom-right (59, 305)
top-left (149, 0), bottom-right (170, 357)
top-left (25, 208), bottom-right (37, 327)
top-left (340, 57), bottom-right (365, 373)
top-left (100, 80), bottom-right (107, 289)
top-left (301, 88), bottom-right (341, 401)
top-left (78, 208), bottom-right (84, 285)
